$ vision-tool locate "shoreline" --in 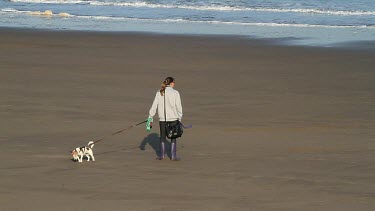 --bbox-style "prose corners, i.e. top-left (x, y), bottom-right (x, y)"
top-left (1, 26), bottom-right (375, 52)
